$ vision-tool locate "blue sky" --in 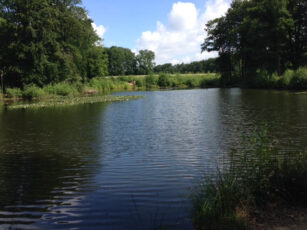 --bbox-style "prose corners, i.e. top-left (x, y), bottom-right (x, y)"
top-left (82, 0), bottom-right (231, 64)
